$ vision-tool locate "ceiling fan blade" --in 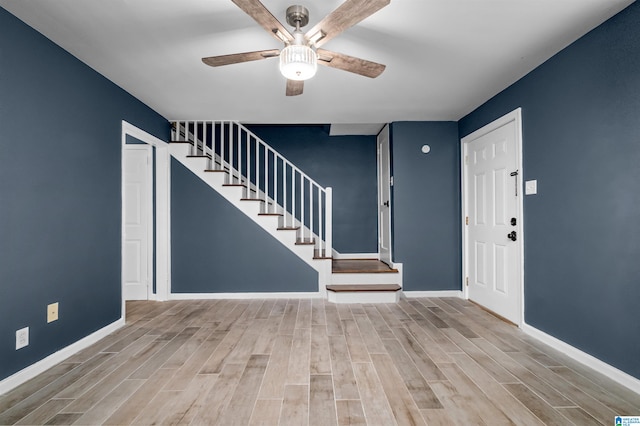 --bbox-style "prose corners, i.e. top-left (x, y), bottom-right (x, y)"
top-left (305, 0), bottom-right (390, 48)
top-left (317, 49), bottom-right (386, 78)
top-left (202, 49), bottom-right (280, 67)
top-left (231, 0), bottom-right (293, 43)
top-left (286, 80), bottom-right (304, 96)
